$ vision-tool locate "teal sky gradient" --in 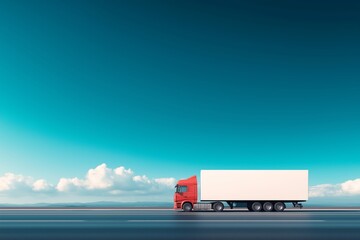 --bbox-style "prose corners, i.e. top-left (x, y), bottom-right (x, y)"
top-left (1, 0), bottom-right (360, 192)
